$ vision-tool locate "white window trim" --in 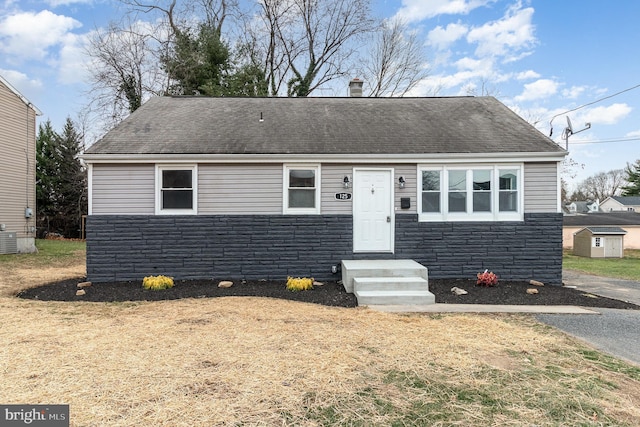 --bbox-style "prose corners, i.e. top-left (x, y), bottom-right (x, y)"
top-left (417, 164), bottom-right (524, 222)
top-left (283, 164), bottom-right (321, 214)
top-left (155, 164), bottom-right (198, 215)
